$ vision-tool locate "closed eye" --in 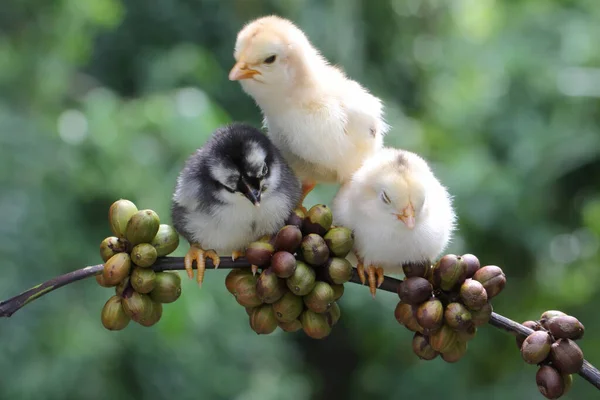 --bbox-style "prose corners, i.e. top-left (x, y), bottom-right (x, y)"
top-left (381, 191), bottom-right (391, 204)
top-left (260, 164), bottom-right (268, 177)
top-left (216, 181), bottom-right (236, 193)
